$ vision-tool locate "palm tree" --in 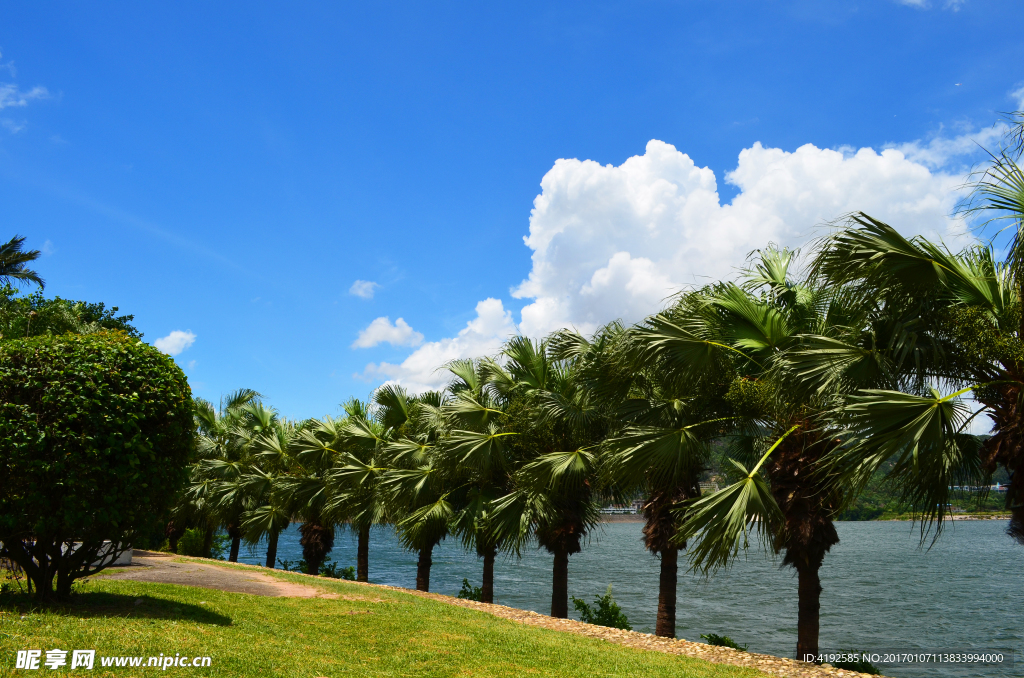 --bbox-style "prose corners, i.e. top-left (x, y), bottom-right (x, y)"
top-left (236, 406), bottom-right (300, 568)
top-left (193, 391), bottom-right (262, 558)
top-left (809, 215), bottom-right (1012, 539)
top-left (488, 337), bottom-right (607, 618)
top-left (644, 248), bottom-right (886, 658)
top-left (316, 400), bottom-right (390, 581)
top-left (0, 235), bottom-right (44, 289)
top-left (377, 384), bottom-right (455, 592)
top-left (436, 358), bottom-right (520, 603)
top-left (172, 390), bottom-right (260, 557)
top-left (558, 321), bottom-right (725, 637)
top-left (281, 421), bottom-right (345, 576)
